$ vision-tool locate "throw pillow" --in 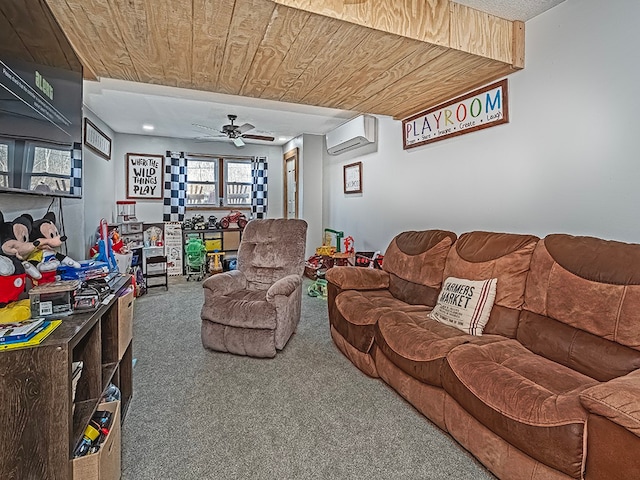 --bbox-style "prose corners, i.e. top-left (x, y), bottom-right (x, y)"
top-left (429, 277), bottom-right (497, 335)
